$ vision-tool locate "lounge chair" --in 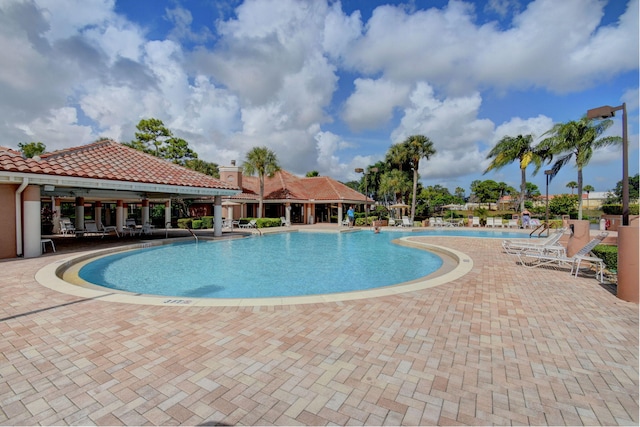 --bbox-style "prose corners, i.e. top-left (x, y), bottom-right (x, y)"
top-left (471, 216), bottom-right (480, 227)
top-left (139, 222), bottom-right (153, 235)
top-left (240, 219), bottom-right (257, 229)
top-left (507, 218), bottom-right (518, 228)
top-left (429, 217), bottom-right (436, 227)
top-left (516, 232), bottom-right (608, 282)
top-left (401, 216), bottom-right (412, 227)
top-left (59, 217), bottom-right (75, 235)
top-left (485, 217), bottom-right (495, 227)
top-left (434, 217), bottom-right (445, 227)
top-left (100, 221), bottom-right (119, 237)
top-left (83, 220), bottom-right (107, 238)
top-left (280, 217), bottom-right (291, 227)
top-left (503, 228), bottom-right (567, 255)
